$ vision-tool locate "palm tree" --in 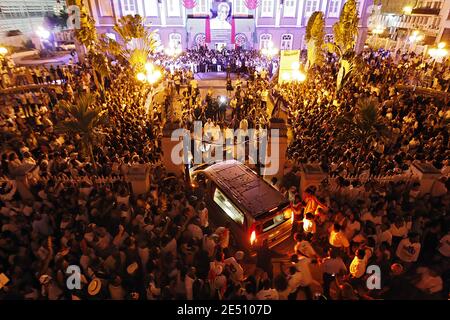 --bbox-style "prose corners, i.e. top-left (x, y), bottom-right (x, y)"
top-left (89, 51), bottom-right (109, 92)
top-left (111, 15), bottom-right (158, 72)
top-left (335, 97), bottom-right (390, 150)
top-left (56, 93), bottom-right (108, 167)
